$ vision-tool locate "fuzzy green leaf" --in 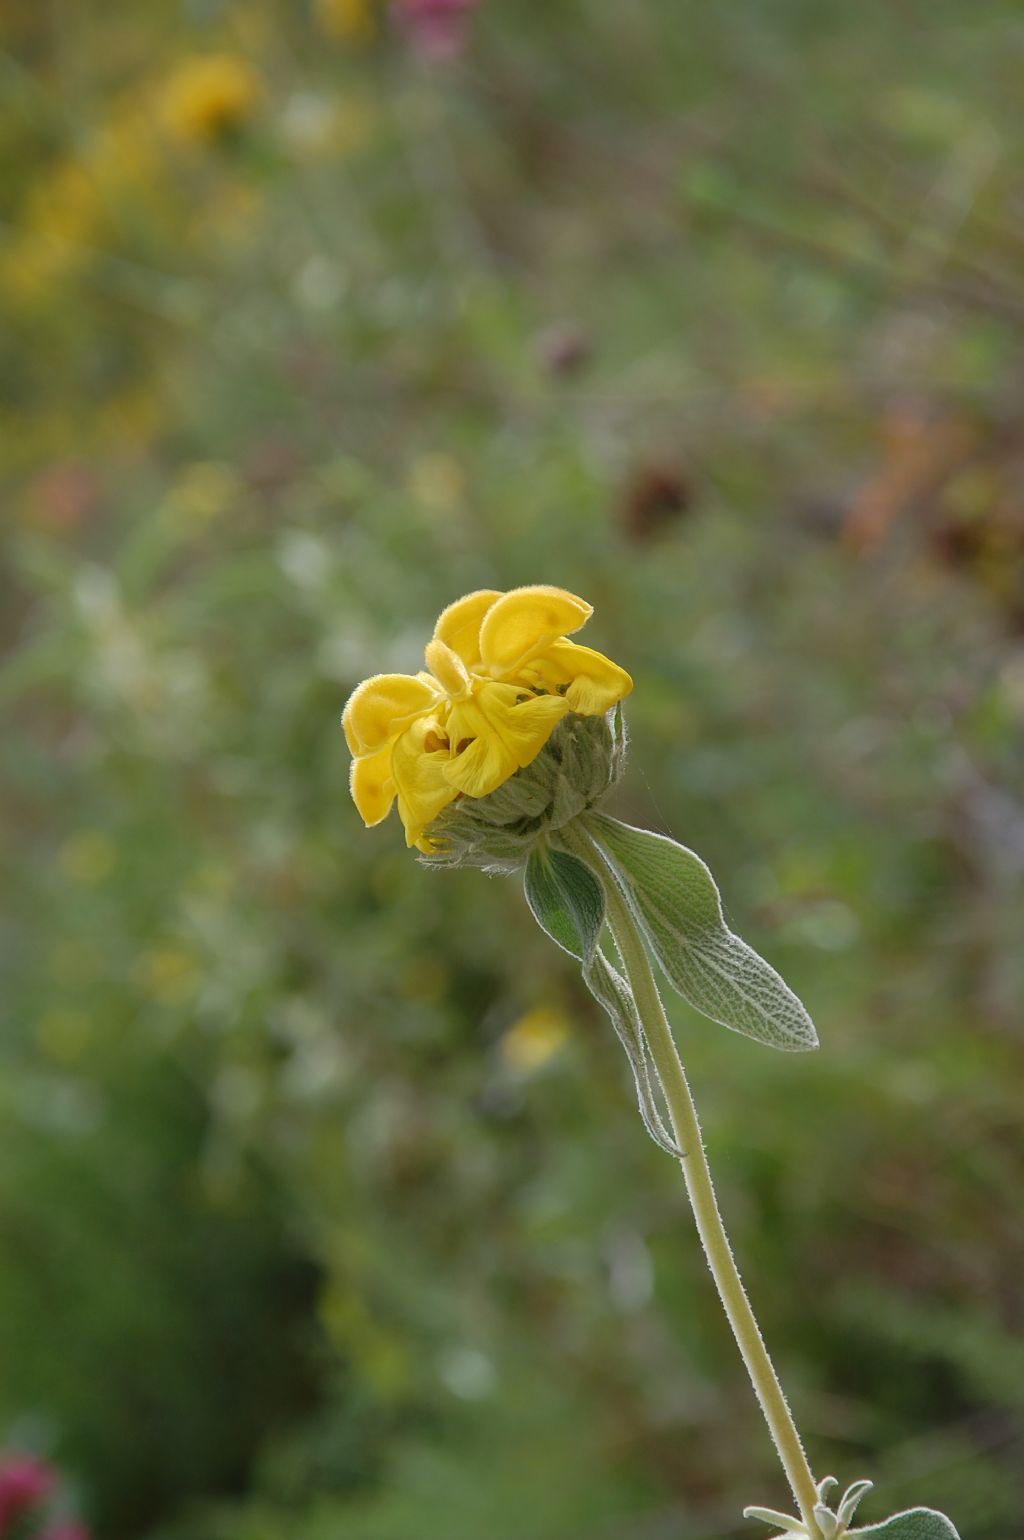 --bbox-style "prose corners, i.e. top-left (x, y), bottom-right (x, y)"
top-left (850, 1509), bottom-right (961, 1539)
top-left (584, 814), bottom-right (818, 1052)
top-left (524, 846), bottom-right (603, 962)
top-left (524, 847), bottom-right (678, 1154)
top-left (742, 1505), bottom-right (806, 1533)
